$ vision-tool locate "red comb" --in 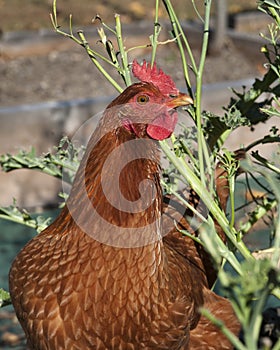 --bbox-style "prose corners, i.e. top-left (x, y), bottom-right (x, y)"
top-left (132, 59), bottom-right (178, 97)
